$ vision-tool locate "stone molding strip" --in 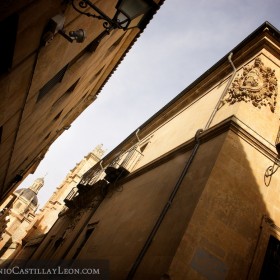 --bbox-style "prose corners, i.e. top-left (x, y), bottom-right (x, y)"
top-left (119, 115), bottom-right (277, 185)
